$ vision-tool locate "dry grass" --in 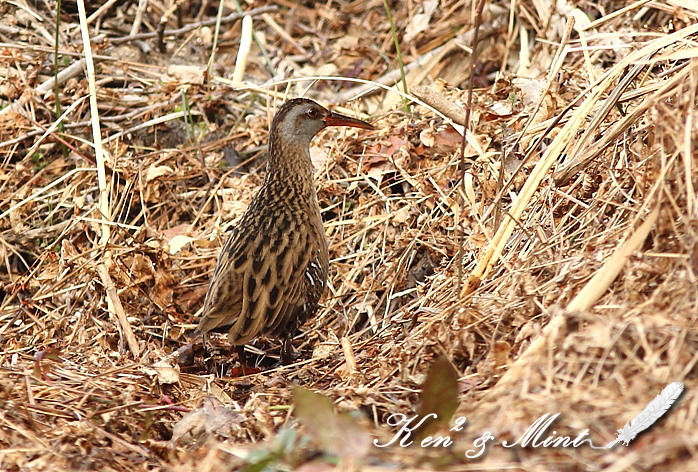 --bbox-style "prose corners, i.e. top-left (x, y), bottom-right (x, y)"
top-left (1, 0), bottom-right (697, 470)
